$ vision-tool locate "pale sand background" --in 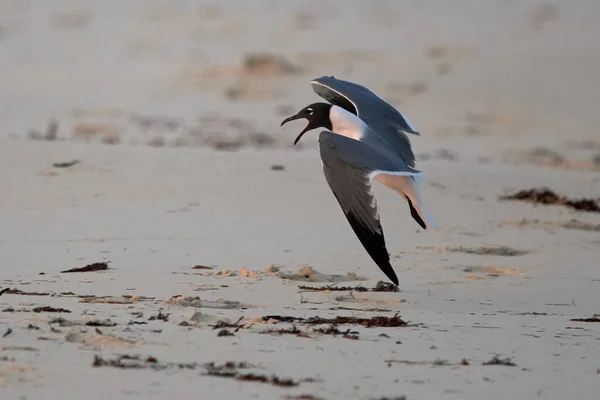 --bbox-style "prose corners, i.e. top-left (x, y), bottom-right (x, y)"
top-left (1, 1), bottom-right (600, 399)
